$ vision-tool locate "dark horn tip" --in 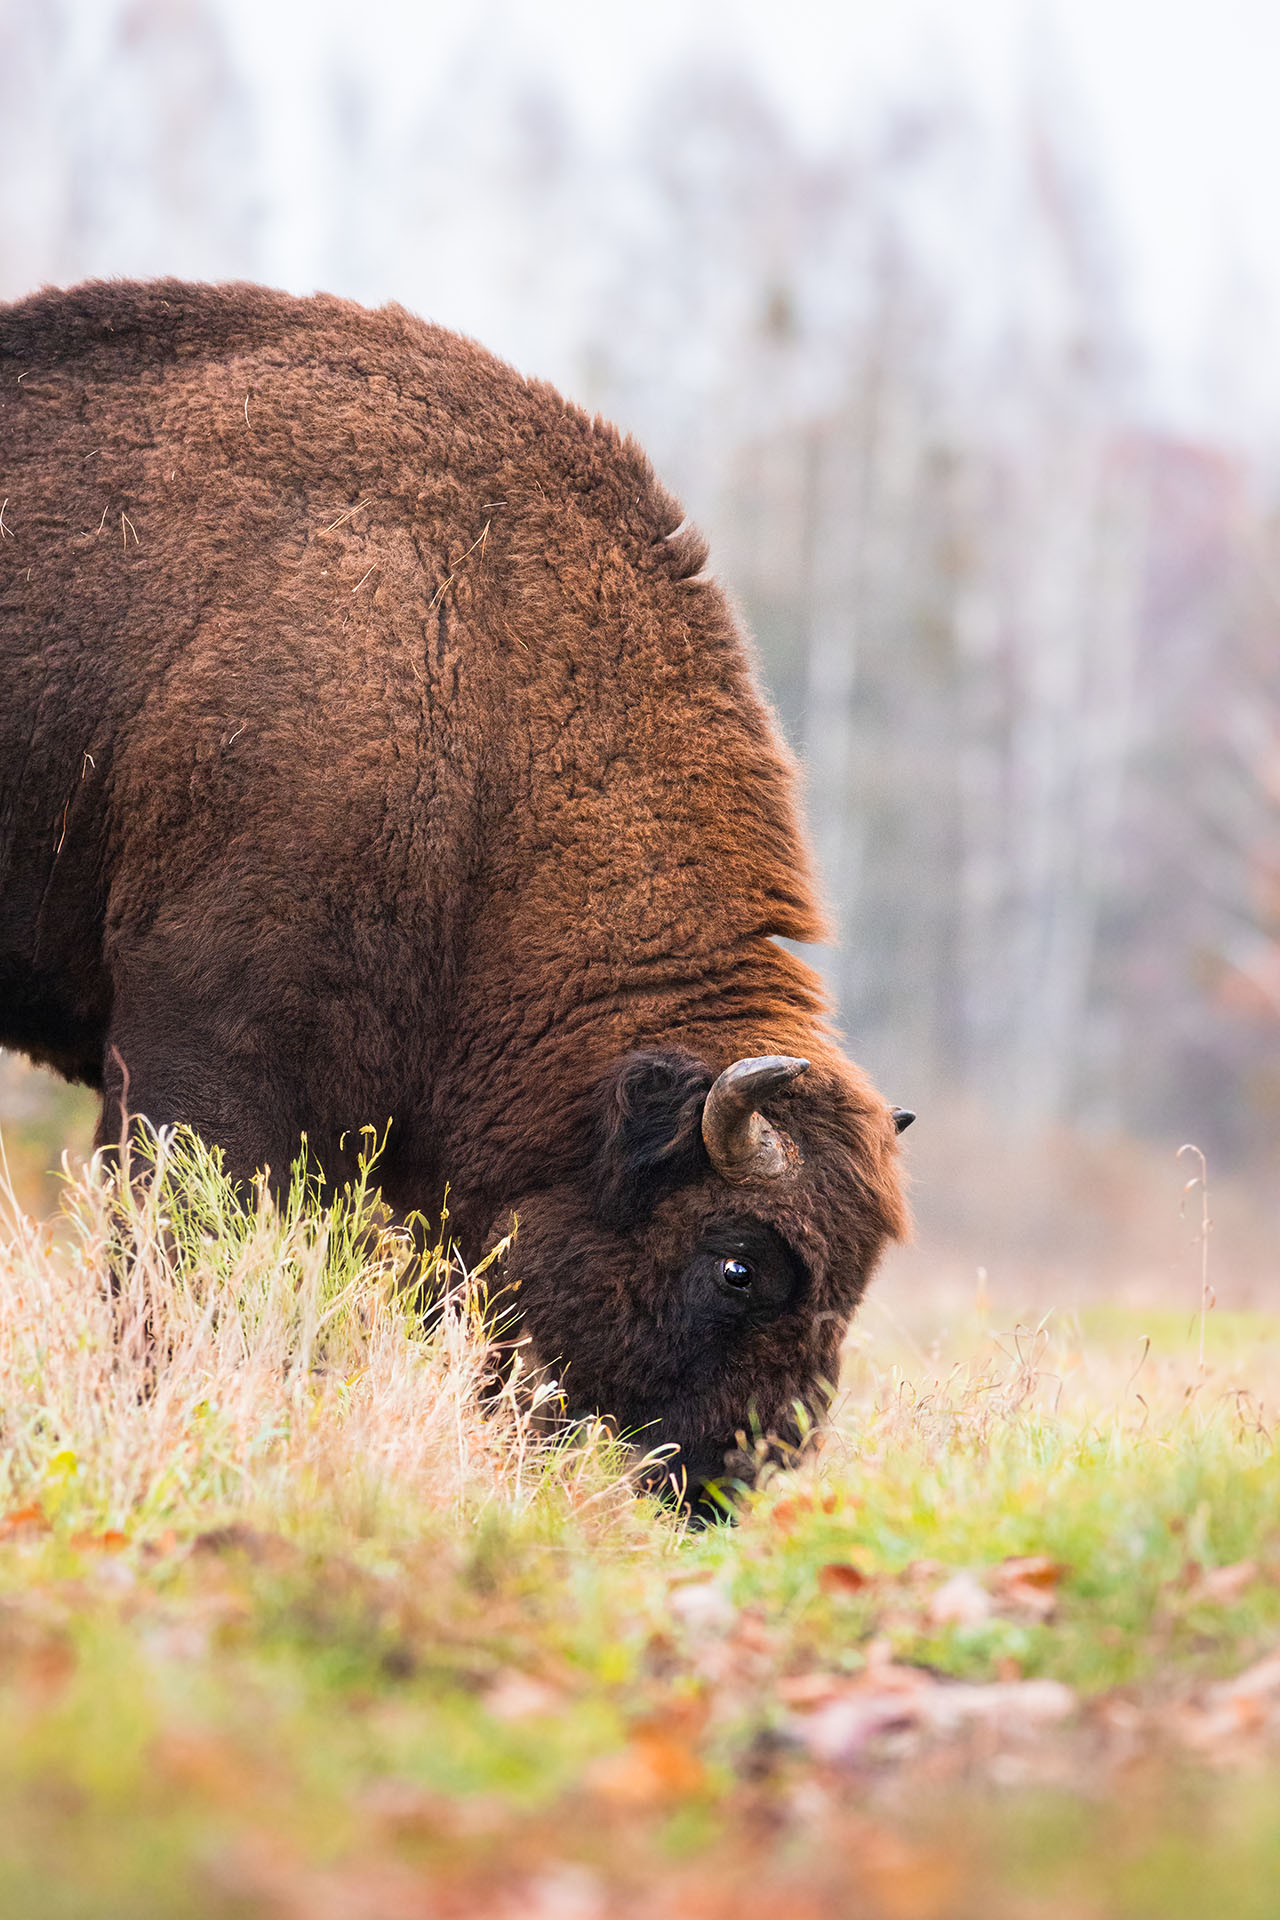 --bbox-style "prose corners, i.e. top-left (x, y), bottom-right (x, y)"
top-left (891, 1107), bottom-right (916, 1134)
top-left (718, 1054), bottom-right (810, 1090)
